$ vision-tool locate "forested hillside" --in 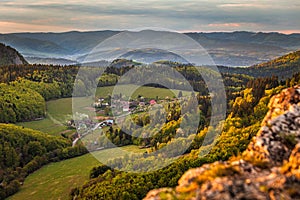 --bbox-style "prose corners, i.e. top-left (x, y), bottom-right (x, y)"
top-left (0, 84), bottom-right (45, 123)
top-left (0, 123), bottom-right (88, 199)
top-left (69, 70), bottom-right (300, 200)
top-left (0, 124), bottom-right (69, 199)
top-left (145, 85), bottom-right (300, 200)
top-left (252, 50), bottom-right (300, 69)
top-left (218, 51), bottom-right (300, 79)
top-left (0, 43), bottom-right (27, 66)
top-left (1, 50), bottom-right (299, 199)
